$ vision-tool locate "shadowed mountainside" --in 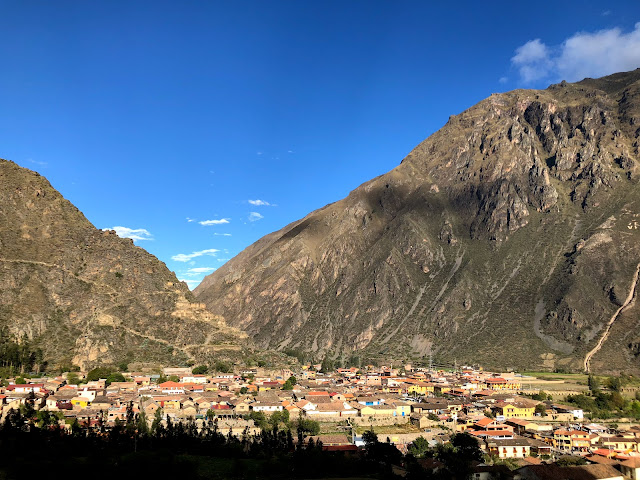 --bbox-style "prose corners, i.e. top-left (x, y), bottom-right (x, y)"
top-left (196, 69), bottom-right (640, 374)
